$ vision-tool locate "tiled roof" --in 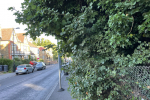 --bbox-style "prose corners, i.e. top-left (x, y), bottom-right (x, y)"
top-left (1, 28), bottom-right (13, 40)
top-left (28, 42), bottom-right (38, 48)
top-left (16, 33), bottom-right (25, 42)
top-left (37, 46), bottom-right (45, 51)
